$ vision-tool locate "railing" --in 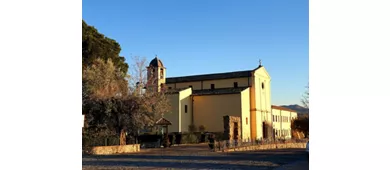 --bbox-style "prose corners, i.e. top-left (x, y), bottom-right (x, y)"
top-left (211, 138), bottom-right (308, 152)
